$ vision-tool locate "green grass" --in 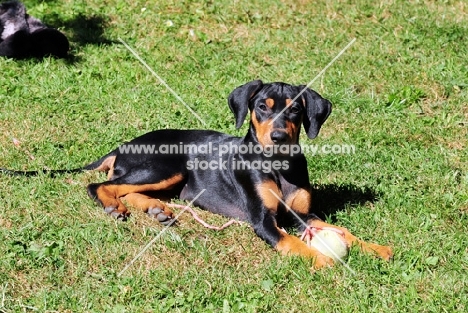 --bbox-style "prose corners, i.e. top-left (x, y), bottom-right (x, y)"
top-left (1, 0), bottom-right (467, 311)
